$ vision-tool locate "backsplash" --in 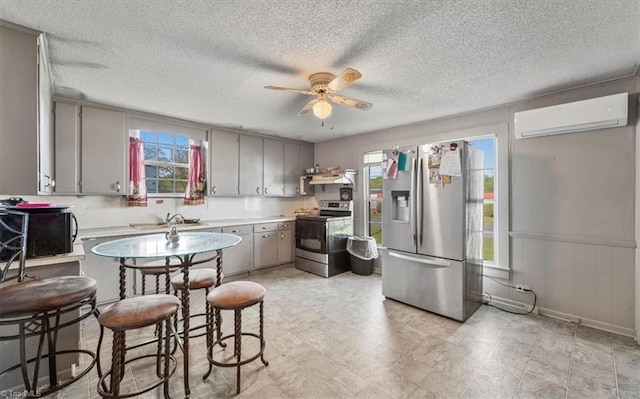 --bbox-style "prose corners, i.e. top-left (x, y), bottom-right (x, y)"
top-left (9, 195), bottom-right (314, 230)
